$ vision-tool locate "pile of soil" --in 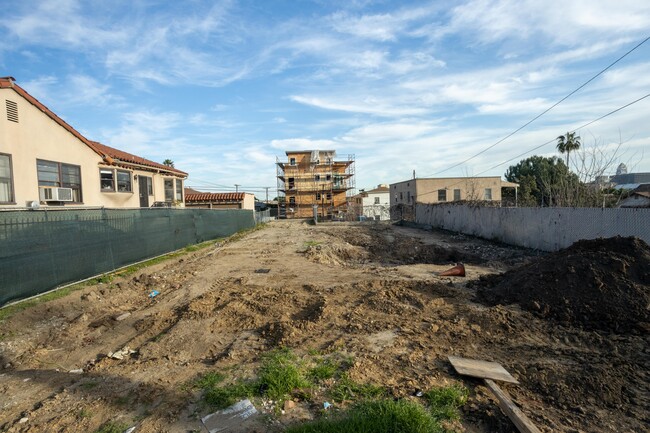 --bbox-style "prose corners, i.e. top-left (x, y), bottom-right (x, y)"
top-left (476, 236), bottom-right (650, 333)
